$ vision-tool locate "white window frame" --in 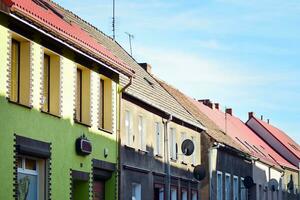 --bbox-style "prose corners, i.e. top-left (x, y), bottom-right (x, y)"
top-left (241, 177), bottom-right (247, 200)
top-left (125, 110), bottom-right (133, 146)
top-left (191, 136), bottom-right (196, 165)
top-left (217, 171), bottom-right (223, 200)
top-left (155, 122), bottom-right (162, 156)
top-left (169, 128), bottom-right (177, 160)
top-left (233, 175), bottom-right (239, 200)
top-left (17, 157), bottom-right (40, 200)
top-left (138, 115), bottom-right (146, 151)
top-left (225, 173), bottom-right (231, 200)
top-left (171, 187), bottom-right (177, 200)
top-left (131, 182), bottom-right (141, 200)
